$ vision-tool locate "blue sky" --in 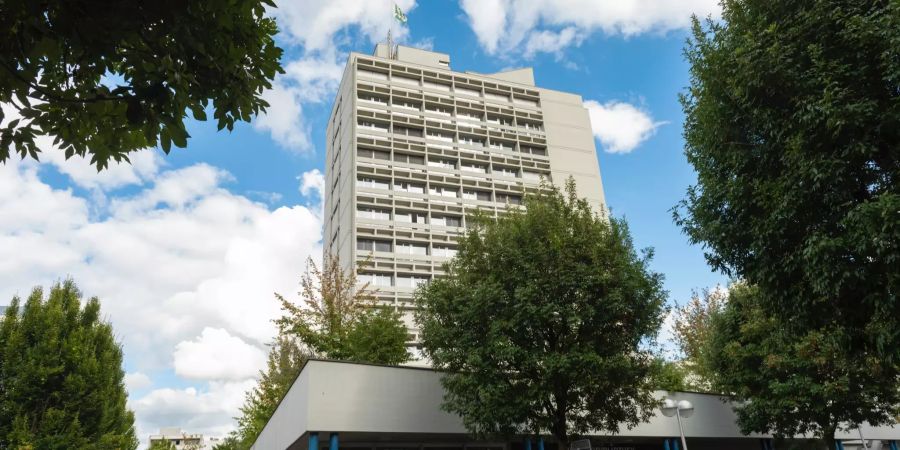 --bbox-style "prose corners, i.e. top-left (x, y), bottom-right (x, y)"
top-left (0, 0), bottom-right (724, 443)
